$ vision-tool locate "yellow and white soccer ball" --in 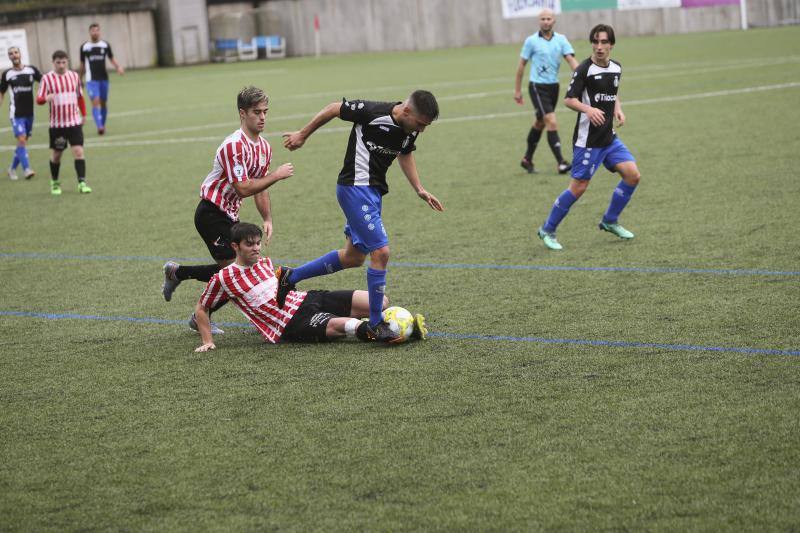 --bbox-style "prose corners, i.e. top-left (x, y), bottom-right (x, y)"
top-left (382, 306), bottom-right (415, 342)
